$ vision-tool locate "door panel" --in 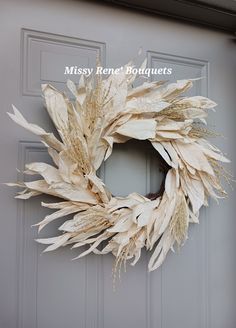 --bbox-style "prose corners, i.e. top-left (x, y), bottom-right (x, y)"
top-left (0, 1), bottom-right (235, 328)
